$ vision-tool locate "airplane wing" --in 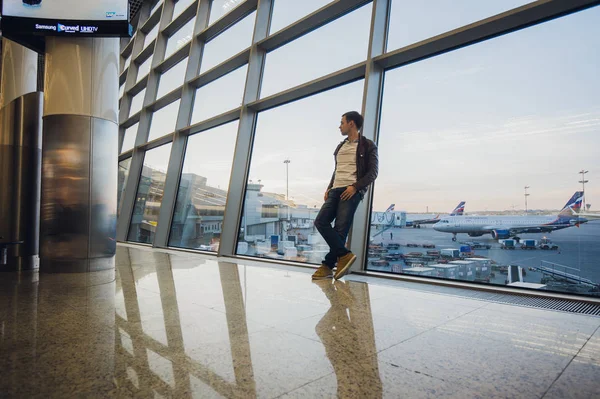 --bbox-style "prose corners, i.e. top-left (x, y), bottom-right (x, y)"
top-left (483, 225), bottom-right (558, 235)
top-left (411, 215), bottom-right (441, 224)
top-left (509, 226), bottom-right (558, 234)
top-left (412, 219), bottom-right (439, 225)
